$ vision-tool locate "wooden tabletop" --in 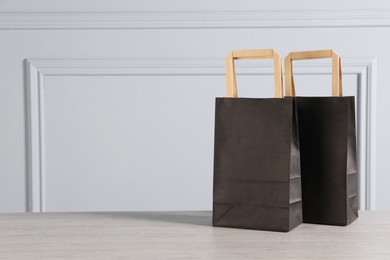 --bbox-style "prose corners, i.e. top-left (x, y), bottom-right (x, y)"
top-left (0, 211), bottom-right (389, 259)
